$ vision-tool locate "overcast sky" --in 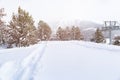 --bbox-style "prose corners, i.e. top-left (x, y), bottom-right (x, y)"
top-left (0, 0), bottom-right (120, 25)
